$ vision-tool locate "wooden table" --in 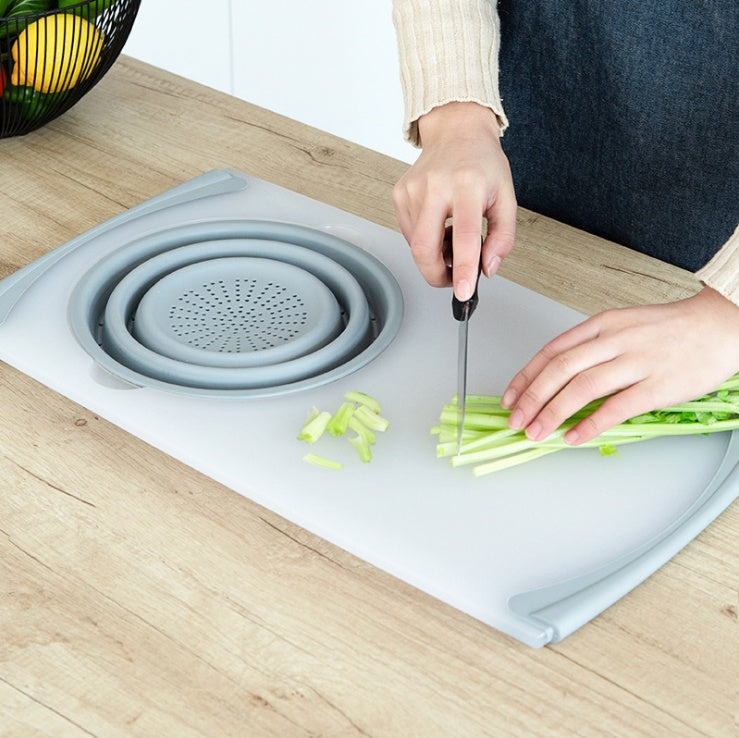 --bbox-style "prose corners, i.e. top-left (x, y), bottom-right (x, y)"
top-left (1, 57), bottom-right (735, 737)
